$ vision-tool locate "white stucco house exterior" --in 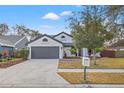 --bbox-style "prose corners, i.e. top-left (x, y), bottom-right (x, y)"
top-left (54, 32), bottom-right (74, 57)
top-left (27, 32), bottom-right (88, 59)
